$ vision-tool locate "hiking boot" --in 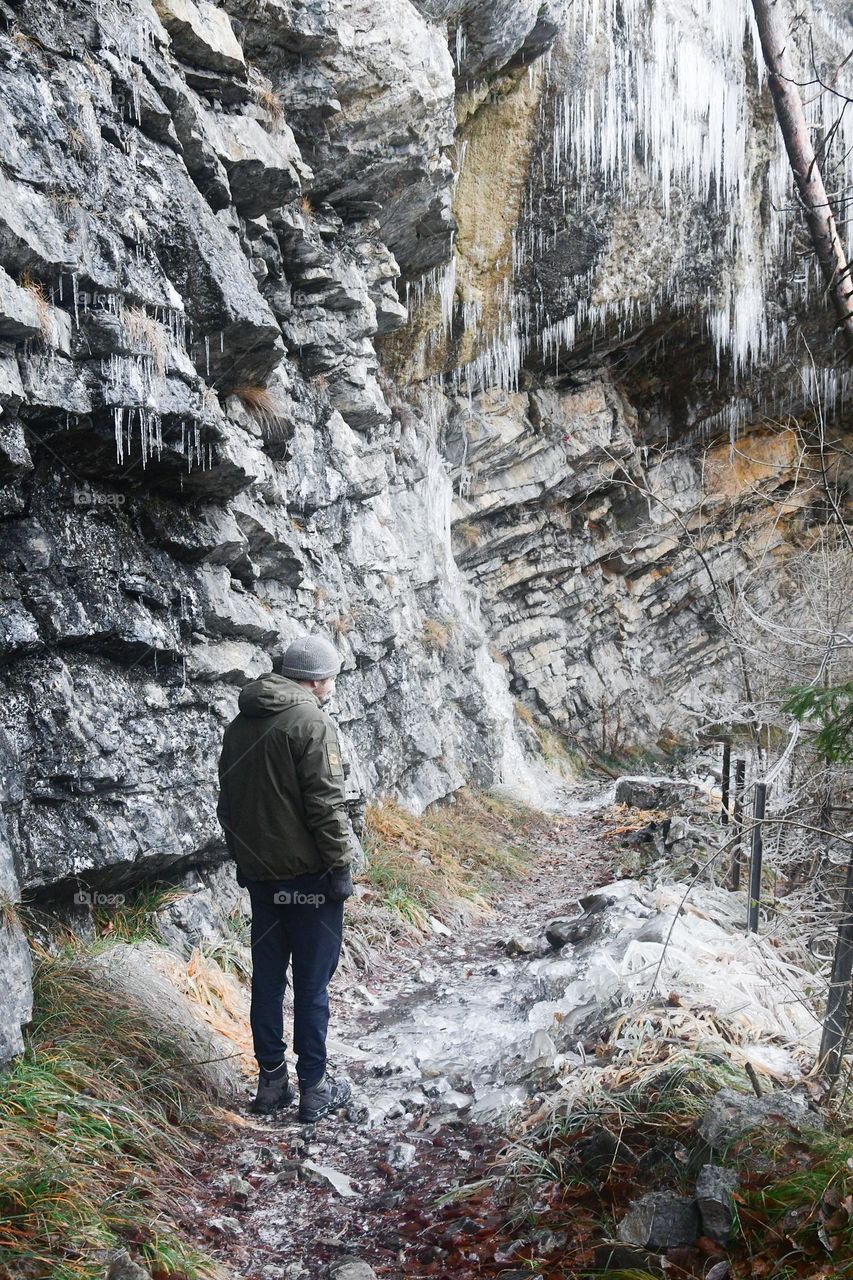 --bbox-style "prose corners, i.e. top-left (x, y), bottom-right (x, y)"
top-left (298, 1070), bottom-right (352, 1124)
top-left (250, 1060), bottom-right (295, 1114)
